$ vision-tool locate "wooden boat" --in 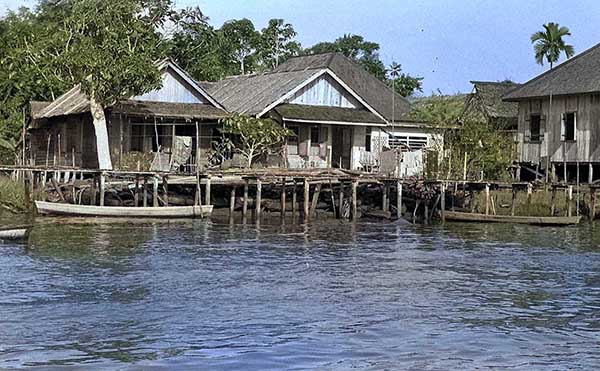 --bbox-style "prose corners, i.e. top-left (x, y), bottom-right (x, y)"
top-left (35, 201), bottom-right (213, 218)
top-left (0, 225), bottom-right (32, 240)
top-left (444, 211), bottom-right (582, 226)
